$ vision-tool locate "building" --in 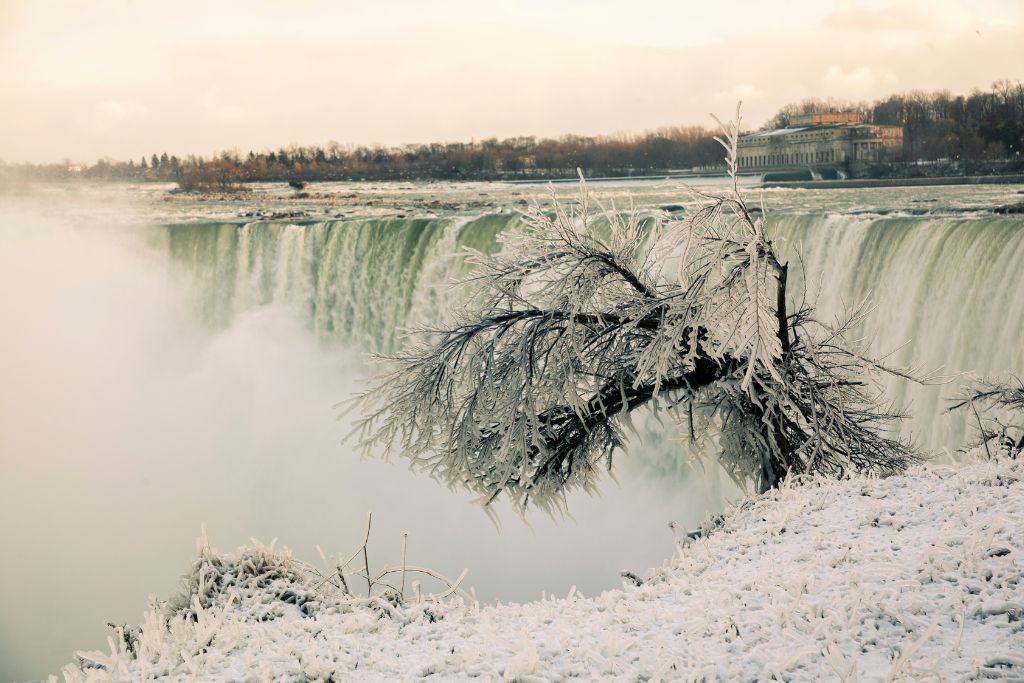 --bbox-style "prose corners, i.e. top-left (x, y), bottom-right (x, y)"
top-left (737, 112), bottom-right (903, 171)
